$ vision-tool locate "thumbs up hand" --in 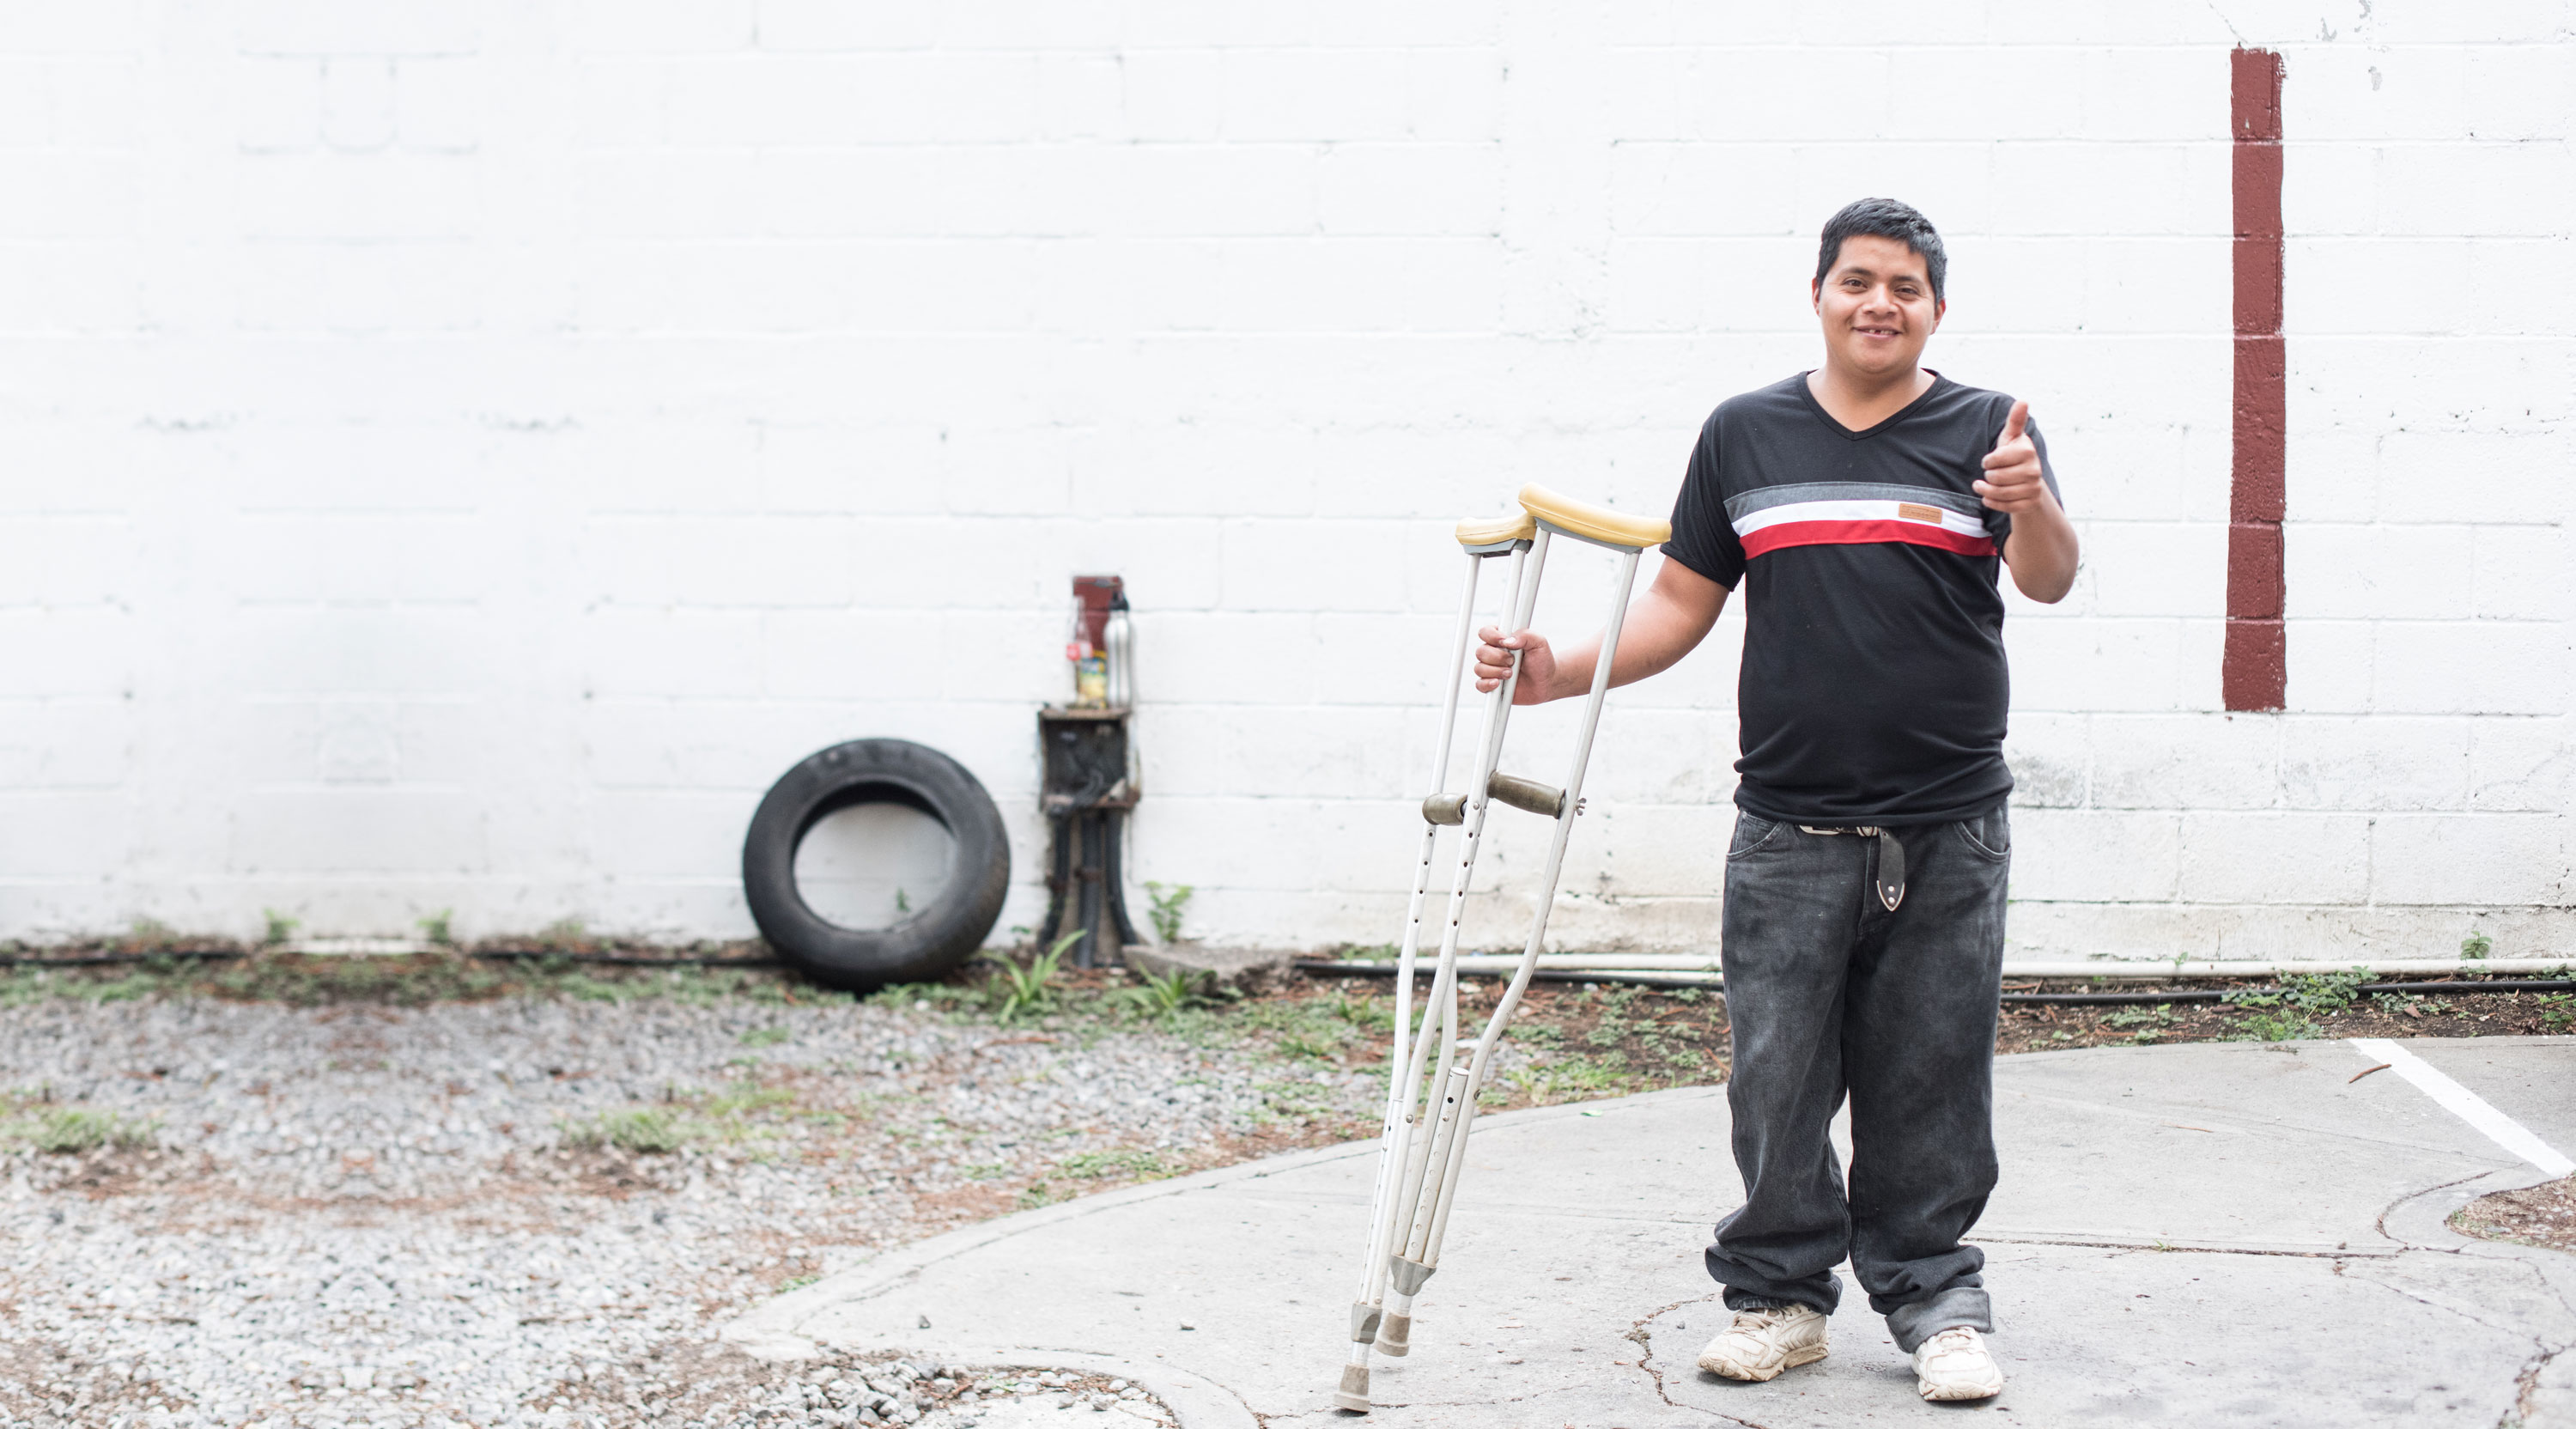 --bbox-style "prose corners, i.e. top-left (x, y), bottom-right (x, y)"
top-left (1974, 400), bottom-right (2051, 515)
